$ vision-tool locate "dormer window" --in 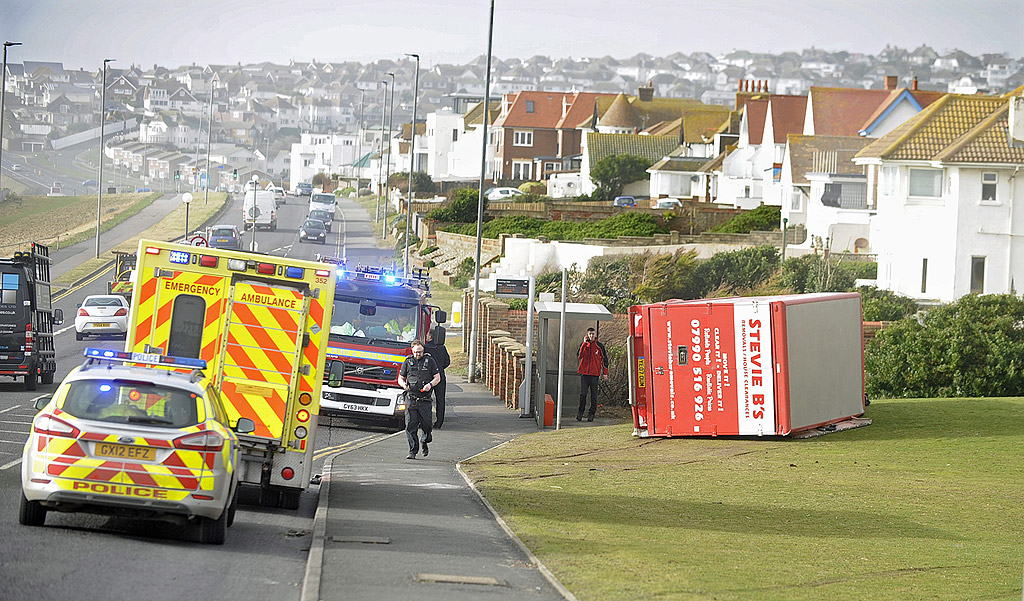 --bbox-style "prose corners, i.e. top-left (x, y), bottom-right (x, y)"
top-left (526, 100), bottom-right (534, 113)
